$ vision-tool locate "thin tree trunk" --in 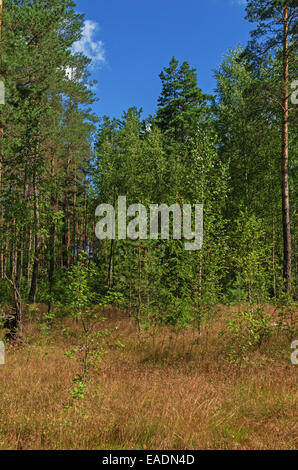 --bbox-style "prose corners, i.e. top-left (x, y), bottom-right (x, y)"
top-left (3, 226), bottom-right (7, 276)
top-left (62, 157), bottom-right (71, 268)
top-left (10, 216), bottom-right (17, 279)
top-left (28, 170), bottom-right (40, 303)
top-left (137, 244), bottom-right (142, 333)
top-left (281, 6), bottom-right (292, 293)
top-left (0, 1), bottom-right (4, 278)
top-left (4, 274), bottom-right (22, 342)
top-left (0, 158), bottom-right (3, 278)
top-left (82, 176), bottom-right (87, 252)
top-left (48, 150), bottom-right (56, 311)
top-left (27, 226), bottom-right (32, 283)
top-left (107, 238), bottom-right (114, 288)
top-left (73, 163), bottom-right (78, 263)
top-left (66, 157), bottom-right (71, 267)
